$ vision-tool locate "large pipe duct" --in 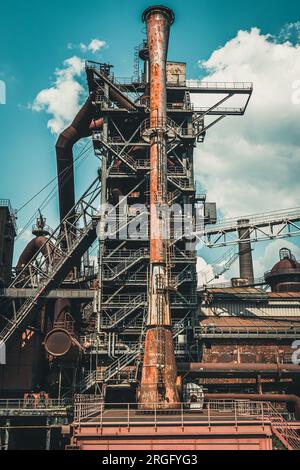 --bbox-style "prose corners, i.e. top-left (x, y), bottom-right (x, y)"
top-left (237, 219), bottom-right (254, 283)
top-left (44, 328), bottom-right (82, 361)
top-left (204, 394), bottom-right (300, 420)
top-left (139, 5), bottom-right (180, 410)
top-left (17, 236), bottom-right (54, 272)
top-left (55, 93), bottom-right (103, 222)
top-left (179, 363), bottom-right (300, 375)
top-left (44, 299), bottom-right (82, 363)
